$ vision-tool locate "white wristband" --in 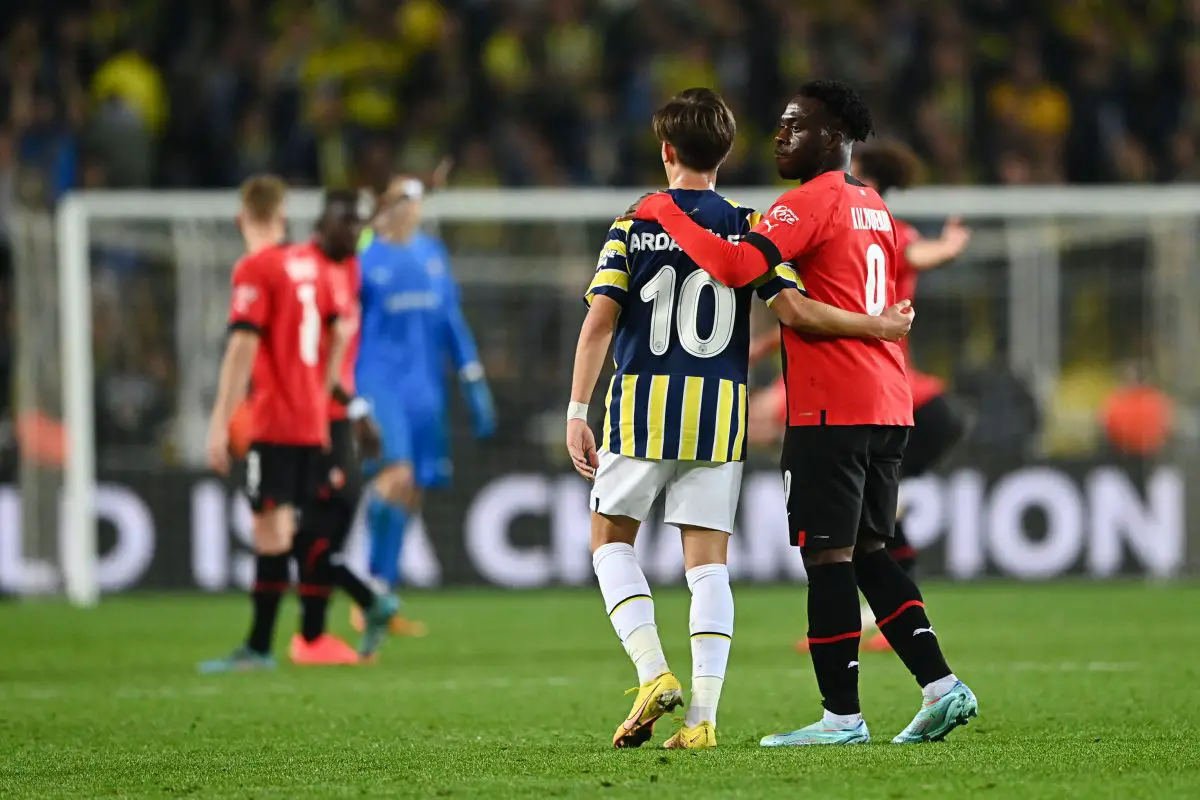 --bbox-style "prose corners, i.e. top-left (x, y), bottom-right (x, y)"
top-left (567, 401), bottom-right (590, 422)
top-left (346, 397), bottom-right (371, 421)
